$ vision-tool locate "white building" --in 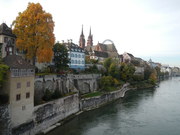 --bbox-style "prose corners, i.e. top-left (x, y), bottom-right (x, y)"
top-left (122, 52), bottom-right (134, 63)
top-left (64, 42), bottom-right (85, 70)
